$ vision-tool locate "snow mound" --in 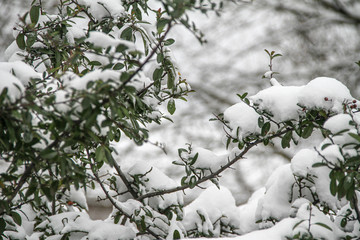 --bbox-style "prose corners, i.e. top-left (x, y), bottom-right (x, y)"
top-left (37, 212), bottom-right (135, 239)
top-left (127, 162), bottom-right (183, 210)
top-left (87, 31), bottom-right (135, 50)
top-left (224, 102), bottom-right (260, 139)
top-left (78, 0), bottom-right (125, 19)
top-left (182, 185), bottom-right (241, 237)
top-left (0, 61), bottom-right (40, 86)
top-left (225, 77), bottom-right (354, 139)
top-left (0, 70), bottom-right (25, 102)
